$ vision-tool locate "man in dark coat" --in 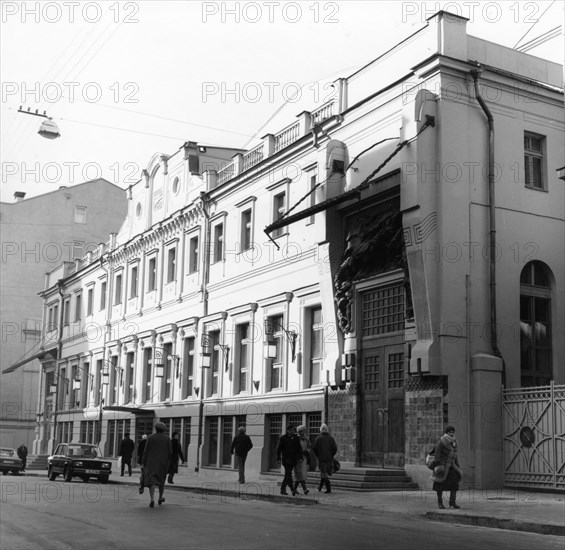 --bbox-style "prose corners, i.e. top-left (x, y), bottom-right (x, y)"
top-left (118, 432), bottom-right (135, 476)
top-left (17, 444), bottom-right (28, 472)
top-left (167, 432), bottom-right (185, 484)
top-left (142, 422), bottom-right (172, 508)
top-left (313, 423), bottom-right (337, 493)
top-left (276, 425), bottom-right (302, 495)
top-left (230, 426), bottom-right (253, 483)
